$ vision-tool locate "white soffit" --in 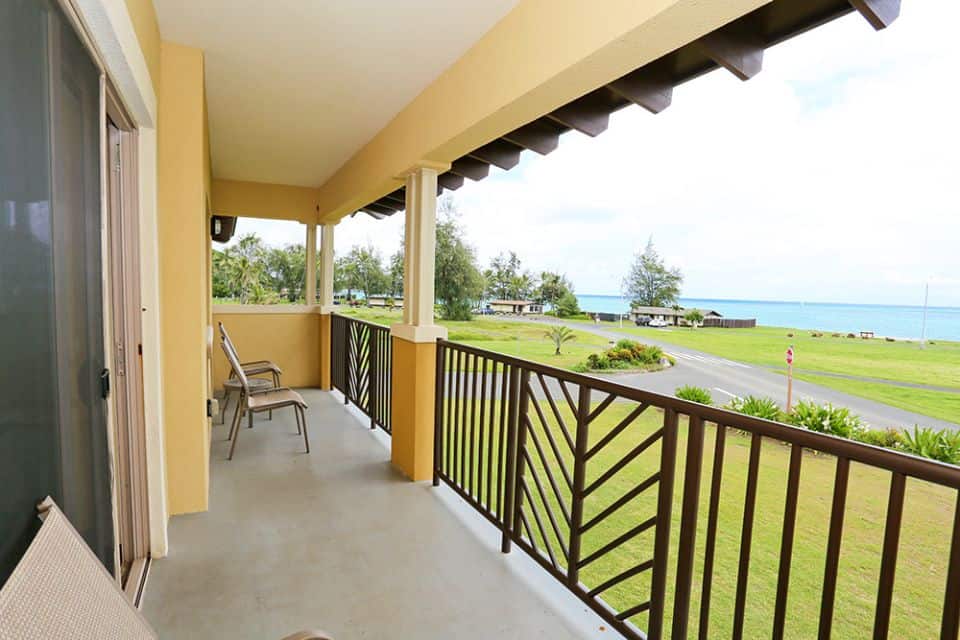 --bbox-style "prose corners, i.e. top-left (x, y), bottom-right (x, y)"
top-left (154, 0), bottom-right (519, 187)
